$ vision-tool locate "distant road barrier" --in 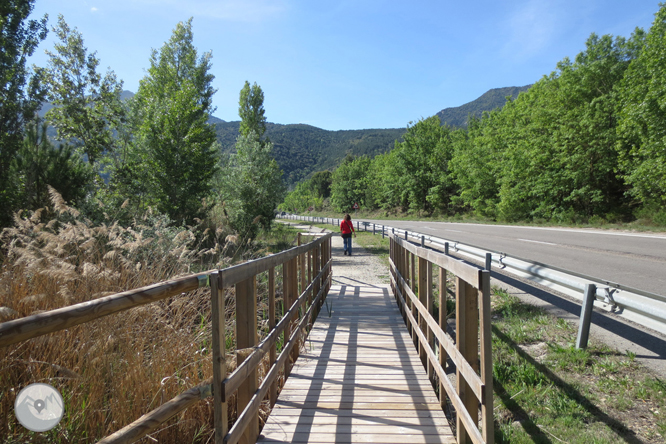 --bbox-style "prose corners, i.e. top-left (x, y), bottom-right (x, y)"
top-left (280, 214), bottom-right (666, 339)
